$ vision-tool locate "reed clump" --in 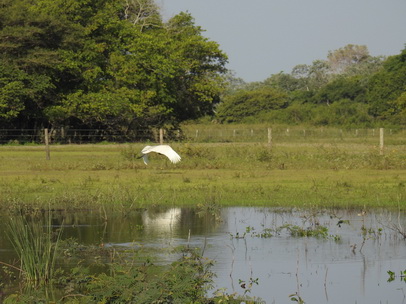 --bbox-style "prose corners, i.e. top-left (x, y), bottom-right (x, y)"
top-left (7, 212), bottom-right (63, 287)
